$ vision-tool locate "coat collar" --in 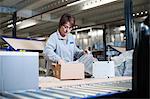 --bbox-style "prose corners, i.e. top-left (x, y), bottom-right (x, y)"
top-left (57, 30), bottom-right (67, 40)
